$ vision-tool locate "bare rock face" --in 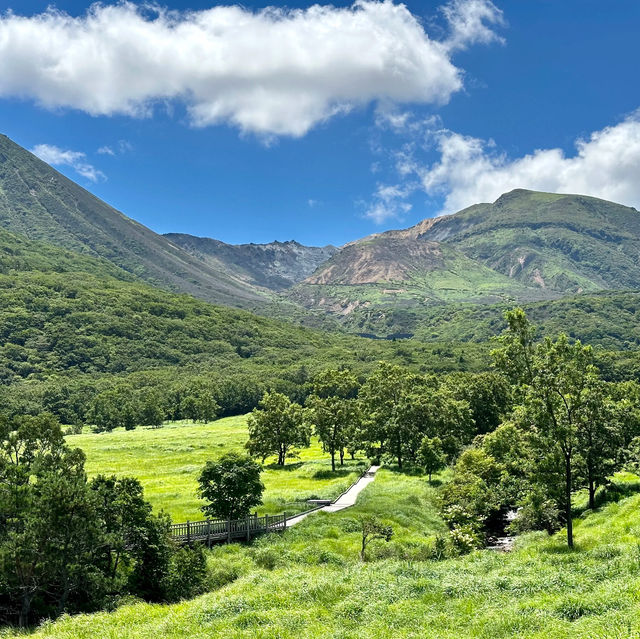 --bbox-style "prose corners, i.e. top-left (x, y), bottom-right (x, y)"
top-left (305, 239), bottom-right (445, 285)
top-left (165, 234), bottom-right (338, 291)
